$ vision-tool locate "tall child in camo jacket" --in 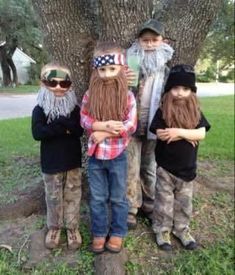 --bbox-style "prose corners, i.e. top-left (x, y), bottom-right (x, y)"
top-left (150, 64), bottom-right (210, 251)
top-left (80, 41), bottom-right (137, 254)
top-left (32, 63), bottom-right (83, 250)
top-left (126, 19), bottom-right (174, 228)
